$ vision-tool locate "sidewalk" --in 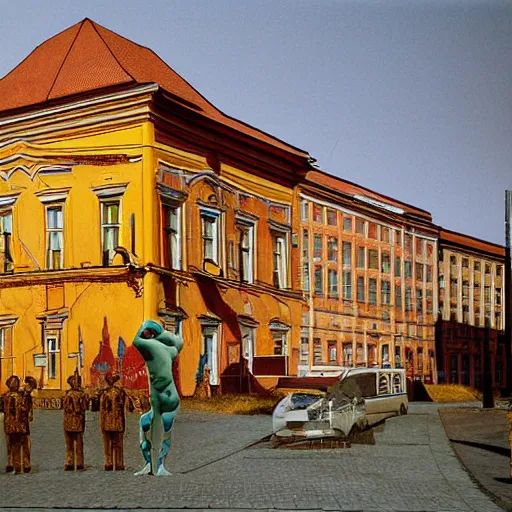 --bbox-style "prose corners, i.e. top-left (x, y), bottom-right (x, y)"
top-left (439, 406), bottom-right (512, 511)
